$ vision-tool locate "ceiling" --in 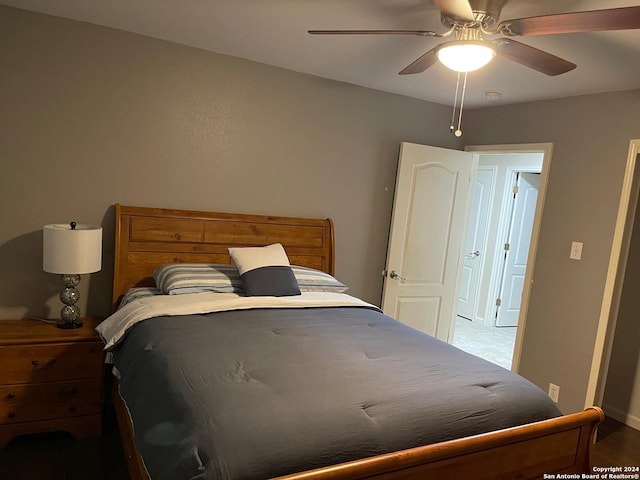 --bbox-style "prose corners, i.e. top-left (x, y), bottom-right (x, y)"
top-left (3, 0), bottom-right (640, 108)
